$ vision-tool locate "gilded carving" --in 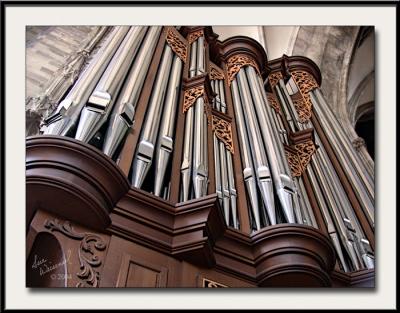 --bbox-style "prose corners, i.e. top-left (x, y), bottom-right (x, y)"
top-left (226, 54), bottom-right (260, 86)
top-left (290, 70), bottom-right (319, 123)
top-left (212, 114), bottom-right (234, 154)
top-left (183, 86), bottom-right (205, 113)
top-left (266, 92), bottom-right (281, 113)
top-left (166, 27), bottom-right (187, 63)
top-left (44, 219), bottom-right (106, 288)
top-left (284, 140), bottom-right (316, 177)
top-left (202, 278), bottom-right (228, 288)
top-left (291, 92), bottom-right (312, 123)
top-left (268, 71), bottom-right (283, 88)
top-left (209, 62), bottom-right (225, 80)
top-left (187, 30), bottom-right (204, 44)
